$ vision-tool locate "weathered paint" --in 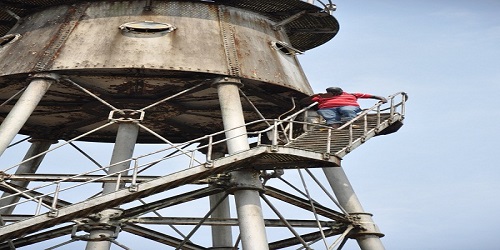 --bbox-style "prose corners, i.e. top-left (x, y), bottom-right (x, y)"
top-left (0, 2), bottom-right (311, 91)
top-left (0, 0), bottom-right (338, 143)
